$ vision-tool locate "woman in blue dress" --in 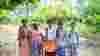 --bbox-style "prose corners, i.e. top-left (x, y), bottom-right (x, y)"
top-left (64, 32), bottom-right (80, 56)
